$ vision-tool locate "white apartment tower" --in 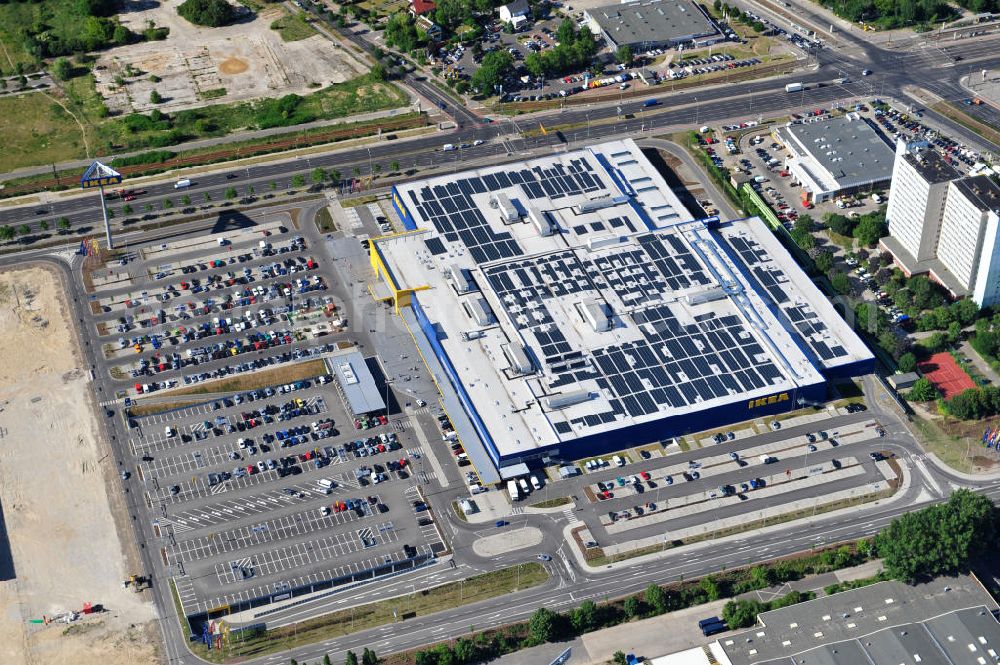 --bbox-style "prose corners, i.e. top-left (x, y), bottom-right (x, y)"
top-left (881, 139), bottom-right (1000, 307)
top-left (884, 139), bottom-right (957, 264)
